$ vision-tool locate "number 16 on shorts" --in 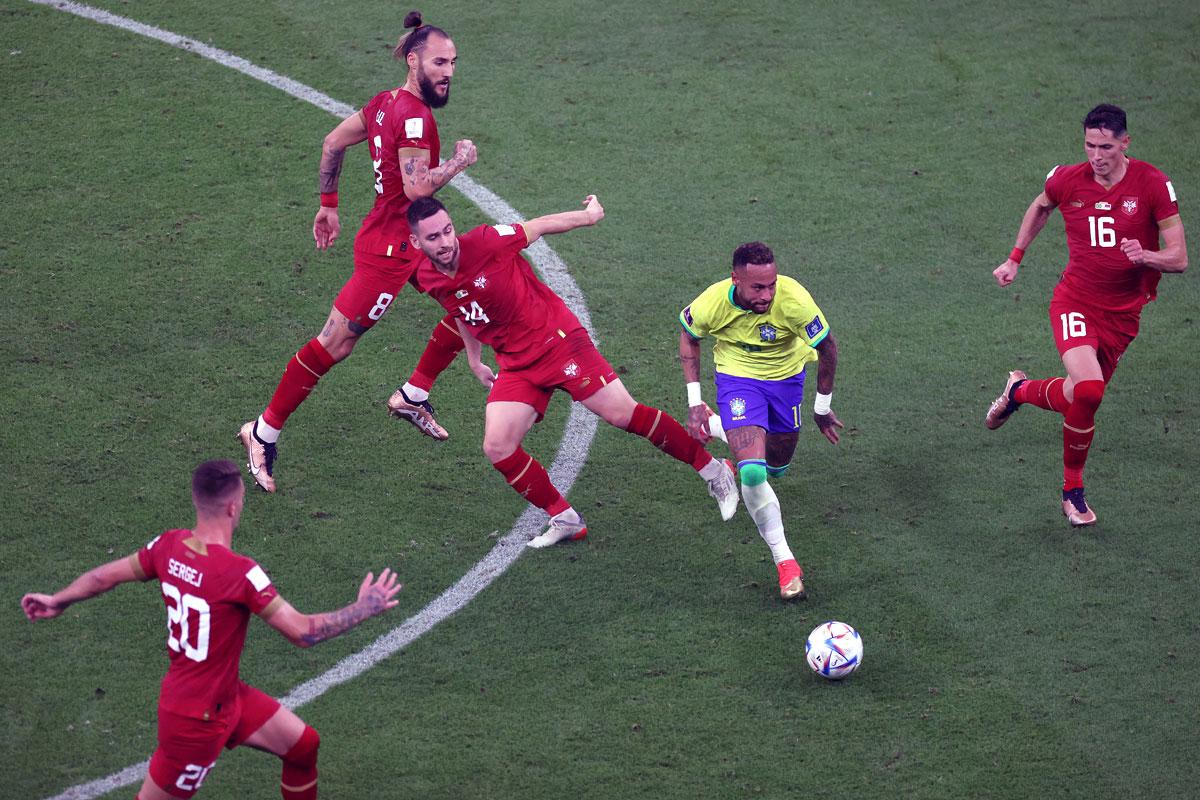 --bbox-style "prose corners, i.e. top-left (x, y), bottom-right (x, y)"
top-left (1060, 311), bottom-right (1087, 340)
